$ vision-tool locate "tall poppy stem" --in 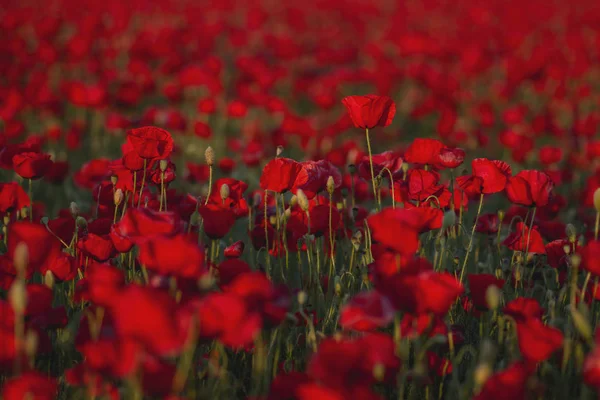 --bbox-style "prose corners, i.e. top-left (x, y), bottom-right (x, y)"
top-left (459, 193), bottom-right (484, 283)
top-left (137, 159), bottom-right (148, 208)
top-left (365, 128), bottom-right (379, 210)
top-left (205, 165), bottom-right (213, 205)
top-left (523, 207), bottom-right (537, 261)
top-left (159, 172), bottom-right (165, 212)
top-left (28, 179), bottom-right (33, 221)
